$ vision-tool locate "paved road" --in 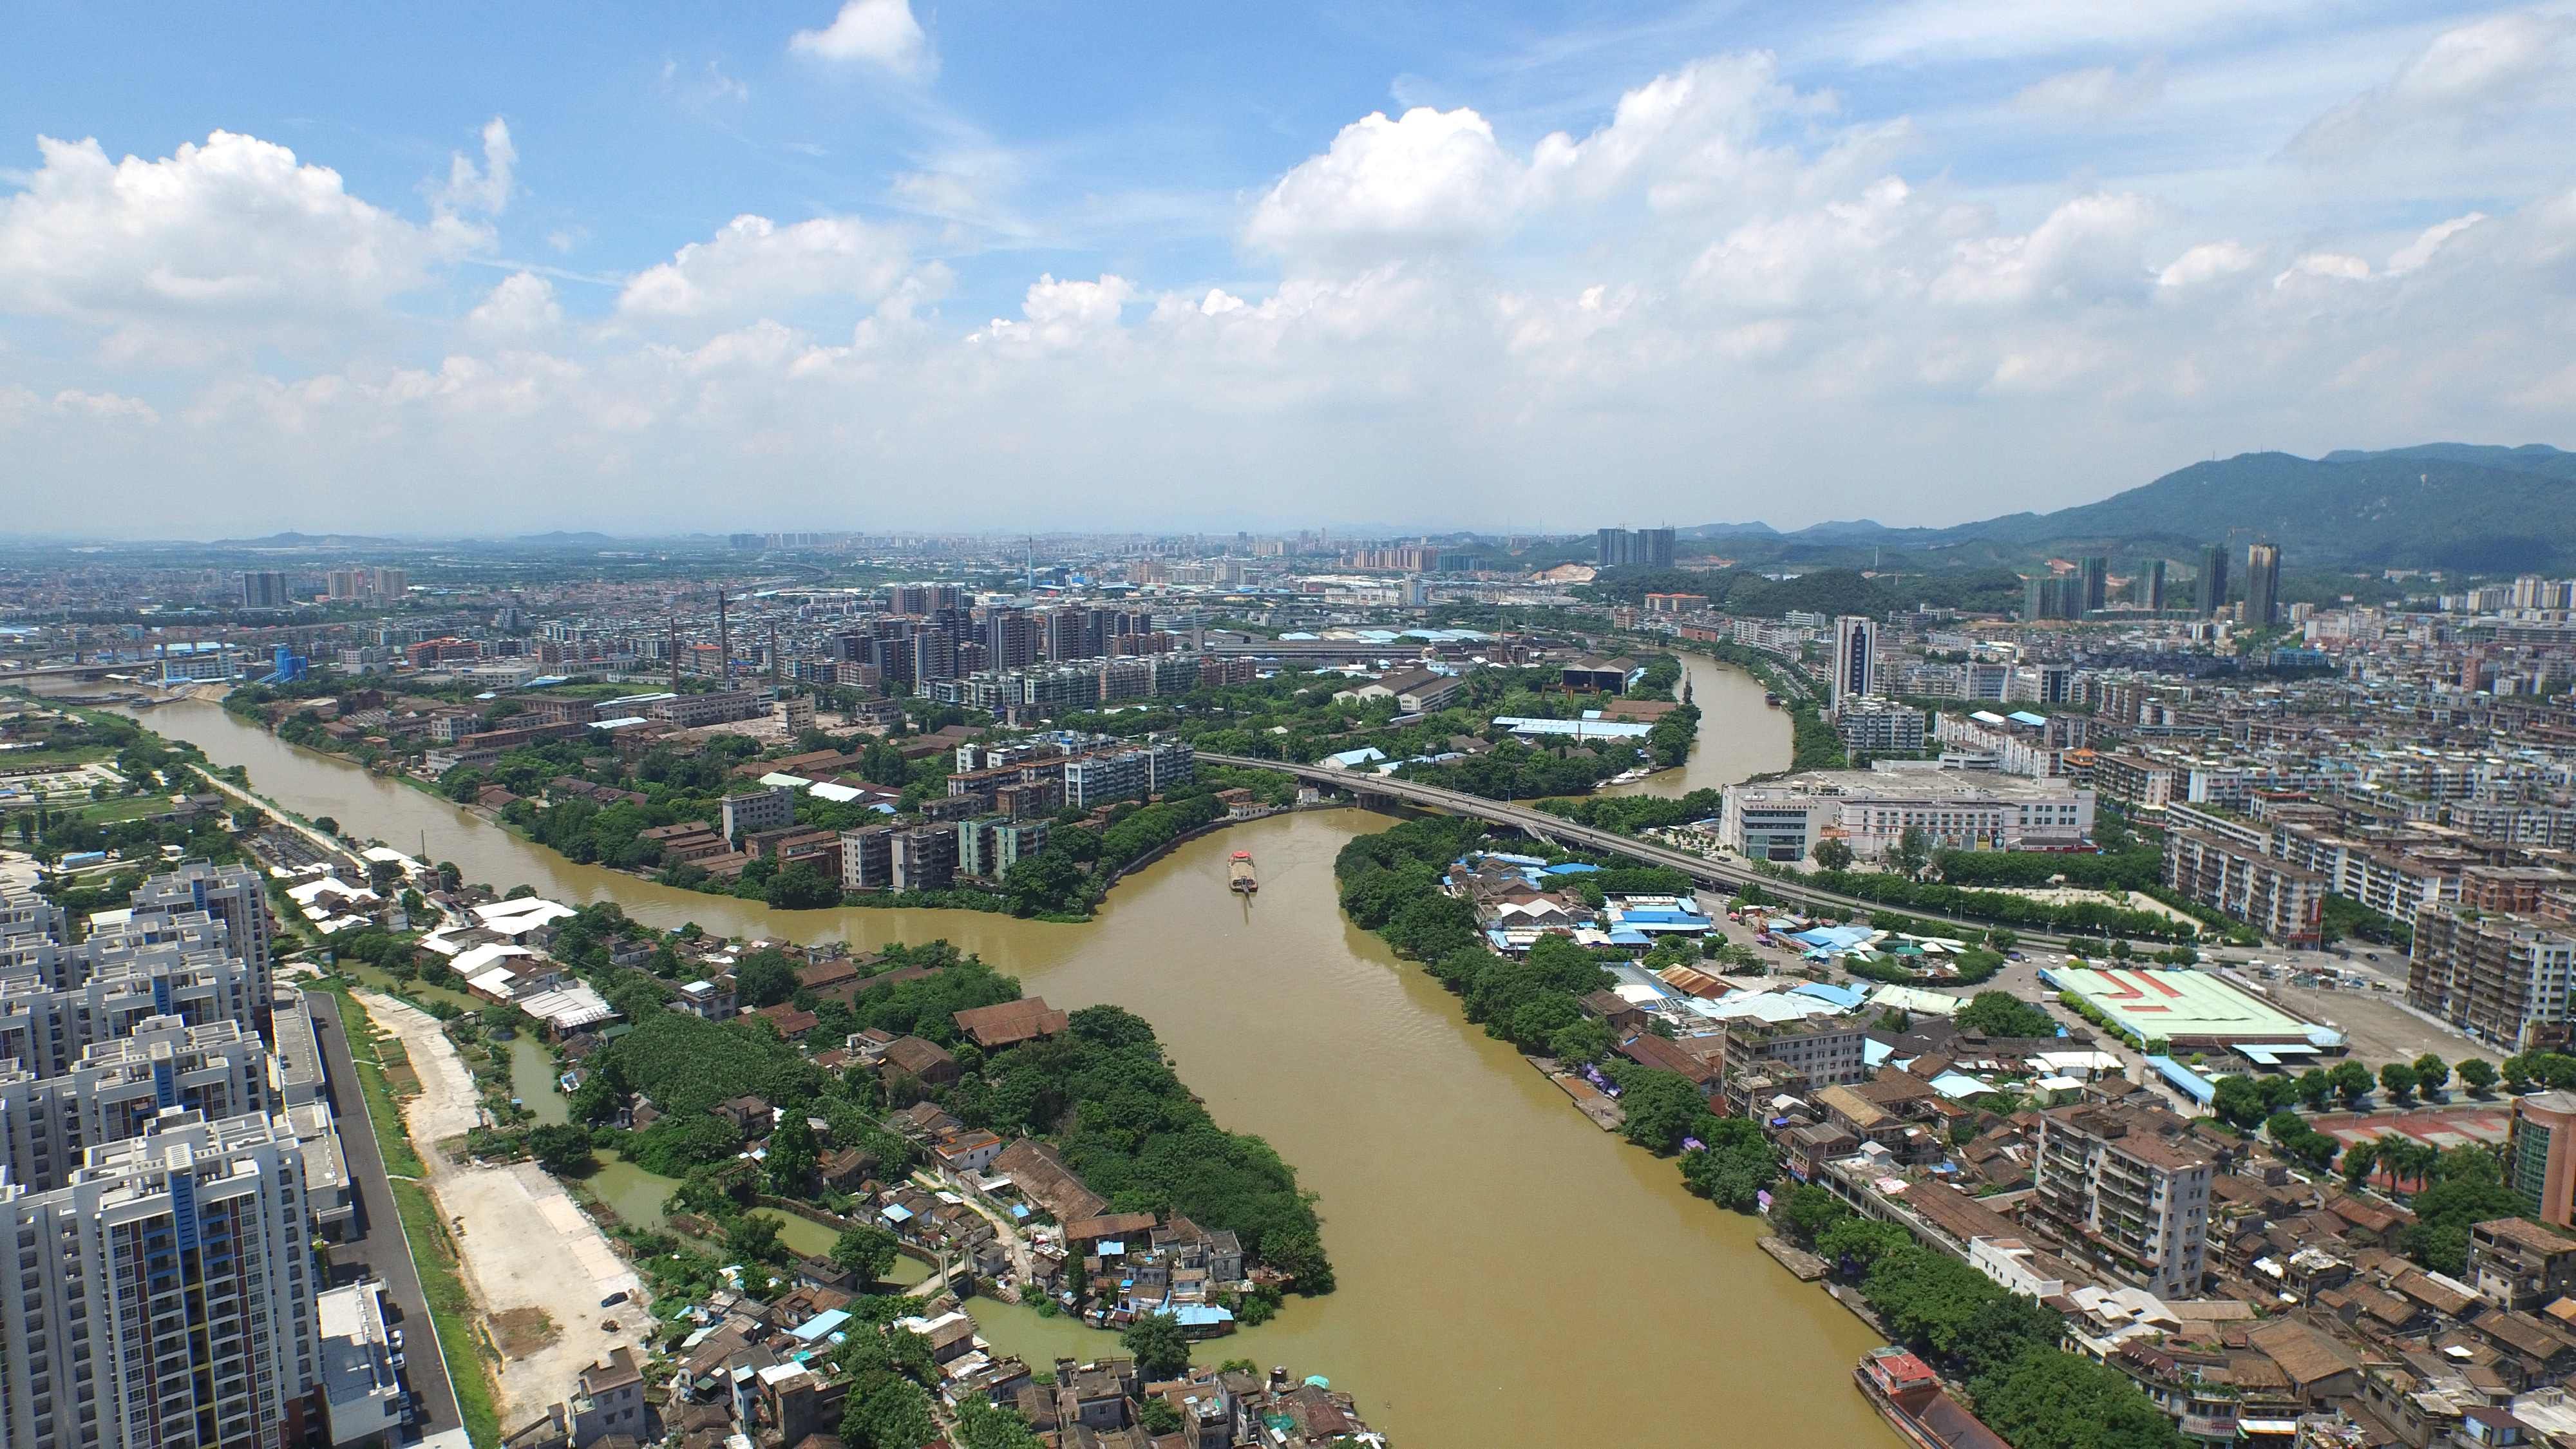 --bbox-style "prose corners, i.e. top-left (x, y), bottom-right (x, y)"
top-left (307, 990), bottom-right (467, 1444)
top-left (193, 769), bottom-right (366, 873)
top-left (1198, 750), bottom-right (2097, 948)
